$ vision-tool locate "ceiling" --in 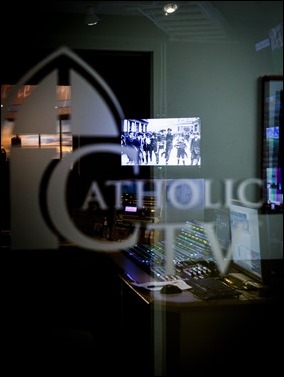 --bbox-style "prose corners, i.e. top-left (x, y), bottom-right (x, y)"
top-left (42, 1), bottom-right (283, 44)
